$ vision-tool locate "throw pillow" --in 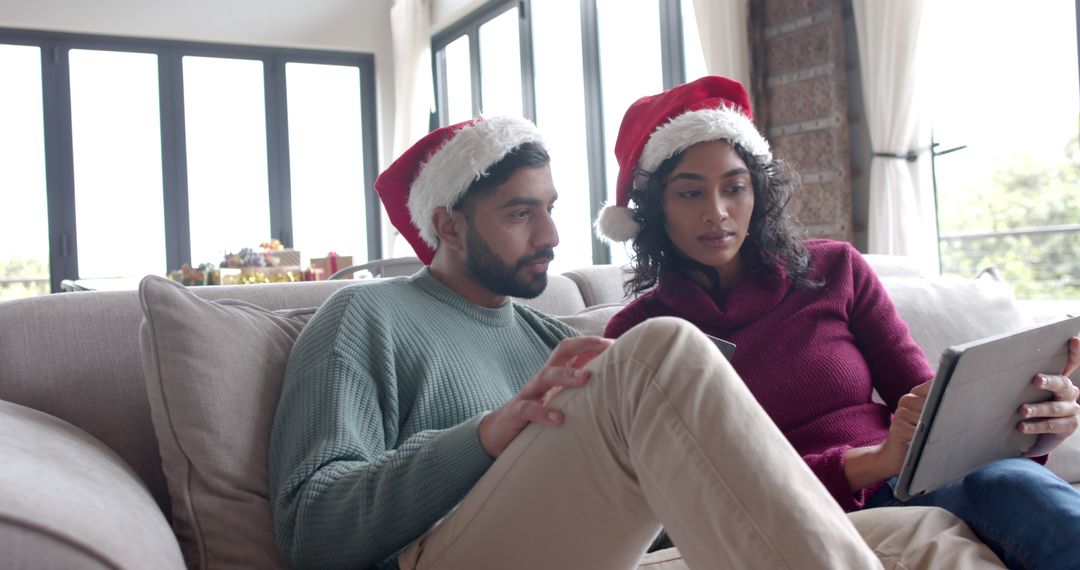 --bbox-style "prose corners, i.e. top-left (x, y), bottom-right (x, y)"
top-left (880, 273), bottom-right (1025, 370)
top-left (138, 275), bottom-right (316, 569)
